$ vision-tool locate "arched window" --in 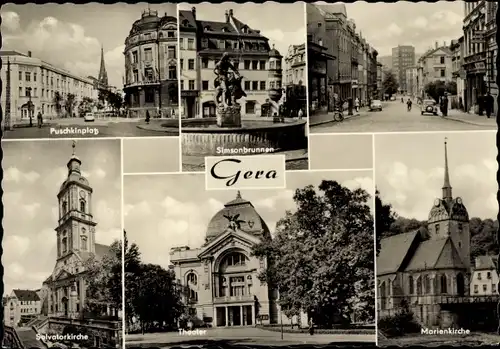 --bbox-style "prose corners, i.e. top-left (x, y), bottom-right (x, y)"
top-left (80, 200), bottom-right (86, 213)
top-left (380, 281), bottom-right (387, 310)
top-left (187, 272), bottom-right (197, 286)
top-left (424, 275), bottom-right (431, 294)
top-left (457, 273), bottom-right (465, 296)
top-left (62, 237), bottom-right (68, 253)
top-left (62, 201), bottom-right (68, 215)
top-left (440, 274), bottom-right (447, 294)
top-left (408, 276), bottom-right (414, 294)
top-left (186, 272), bottom-right (198, 303)
top-left (81, 236), bottom-right (88, 251)
top-left (416, 277), bottom-right (422, 295)
top-left (222, 252), bottom-right (248, 267)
